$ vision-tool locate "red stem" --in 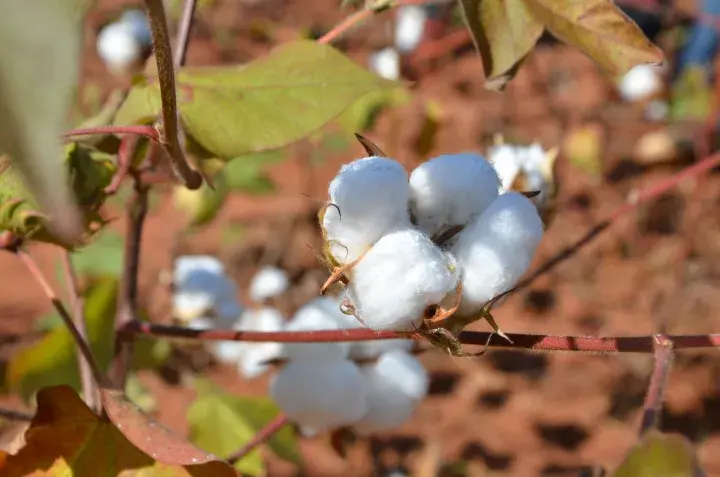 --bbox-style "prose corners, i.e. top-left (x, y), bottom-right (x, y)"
top-left (62, 125), bottom-right (159, 141)
top-left (227, 414), bottom-right (289, 463)
top-left (639, 335), bottom-right (674, 436)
